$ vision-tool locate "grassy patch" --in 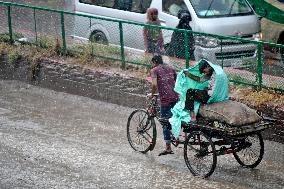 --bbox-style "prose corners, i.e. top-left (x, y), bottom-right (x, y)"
top-left (7, 49), bottom-right (22, 65)
top-left (36, 35), bottom-right (58, 49)
top-left (0, 33), bottom-right (24, 43)
top-left (231, 85), bottom-right (284, 108)
top-left (0, 41), bottom-right (58, 80)
top-left (228, 74), bottom-right (257, 85)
